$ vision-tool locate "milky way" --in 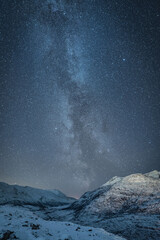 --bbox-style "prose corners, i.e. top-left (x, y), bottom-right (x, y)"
top-left (0, 0), bottom-right (160, 197)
